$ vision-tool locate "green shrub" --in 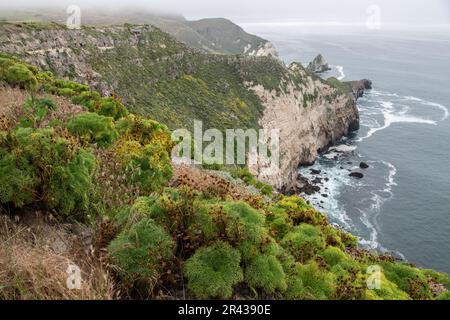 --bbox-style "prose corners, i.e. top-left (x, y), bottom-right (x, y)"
top-left (22, 97), bottom-right (57, 126)
top-left (57, 87), bottom-right (76, 97)
top-left (245, 254), bottom-right (287, 294)
top-left (281, 224), bottom-right (325, 263)
top-left (2, 127), bottom-right (97, 216)
top-left (68, 113), bottom-right (119, 148)
top-left (382, 263), bottom-right (432, 300)
top-left (48, 148), bottom-right (96, 215)
top-left (266, 207), bottom-right (292, 239)
top-left (364, 271), bottom-right (410, 300)
top-left (287, 262), bottom-right (335, 300)
top-left (97, 97), bottom-right (129, 120)
top-left (223, 201), bottom-right (269, 260)
top-left (321, 247), bottom-right (348, 267)
top-left (116, 114), bottom-right (173, 148)
top-left (114, 196), bottom-right (158, 230)
top-left (108, 218), bottom-right (175, 288)
top-left (271, 196), bottom-right (327, 226)
top-left (0, 148), bottom-right (38, 207)
top-left (71, 90), bottom-right (101, 111)
top-left (437, 291), bottom-right (450, 300)
top-left (4, 63), bottom-right (38, 92)
top-left (124, 142), bottom-right (173, 193)
top-left (184, 241), bottom-right (243, 299)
